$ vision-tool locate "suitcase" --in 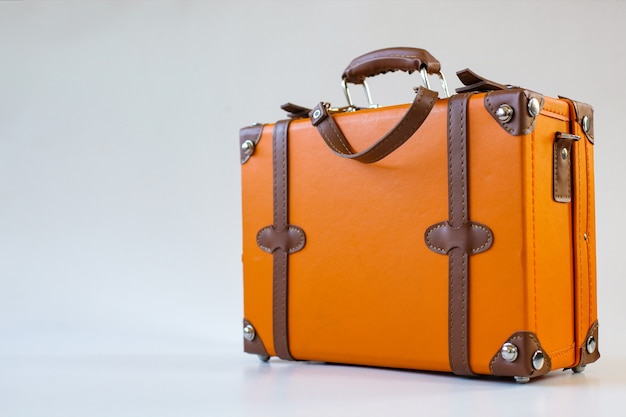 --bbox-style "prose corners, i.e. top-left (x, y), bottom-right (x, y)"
top-left (239, 47), bottom-right (599, 382)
